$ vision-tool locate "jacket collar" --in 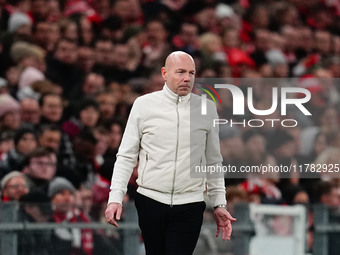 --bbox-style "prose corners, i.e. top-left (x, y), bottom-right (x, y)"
top-left (163, 83), bottom-right (191, 104)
